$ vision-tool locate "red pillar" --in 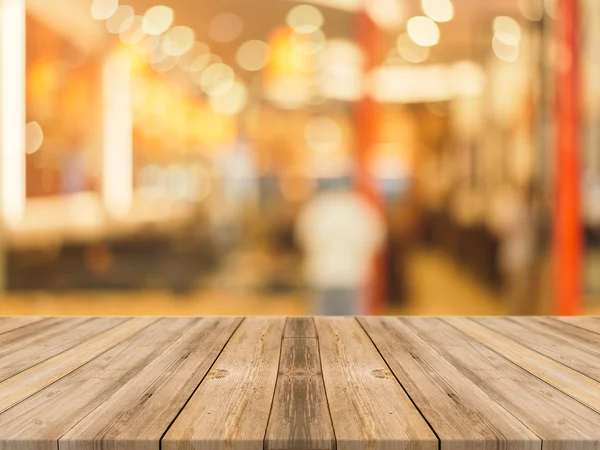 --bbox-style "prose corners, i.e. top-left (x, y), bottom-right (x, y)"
top-left (355, 10), bottom-right (386, 315)
top-left (555, 0), bottom-right (582, 315)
